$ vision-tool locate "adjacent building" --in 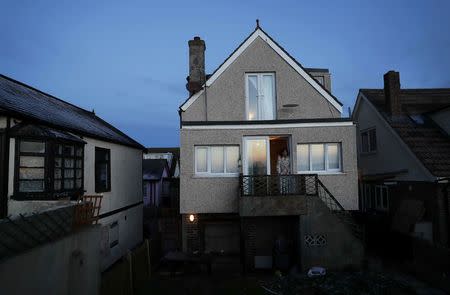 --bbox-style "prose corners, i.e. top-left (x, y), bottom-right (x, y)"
top-left (0, 74), bottom-right (145, 269)
top-left (143, 148), bottom-right (181, 254)
top-left (353, 71), bottom-right (450, 246)
top-left (179, 24), bottom-right (363, 270)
